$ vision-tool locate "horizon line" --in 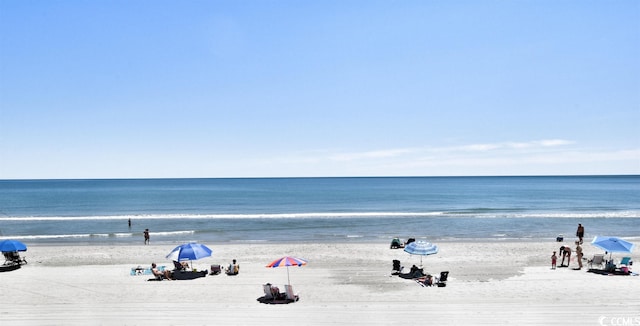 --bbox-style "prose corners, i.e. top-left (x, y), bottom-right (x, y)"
top-left (1, 174), bottom-right (638, 182)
